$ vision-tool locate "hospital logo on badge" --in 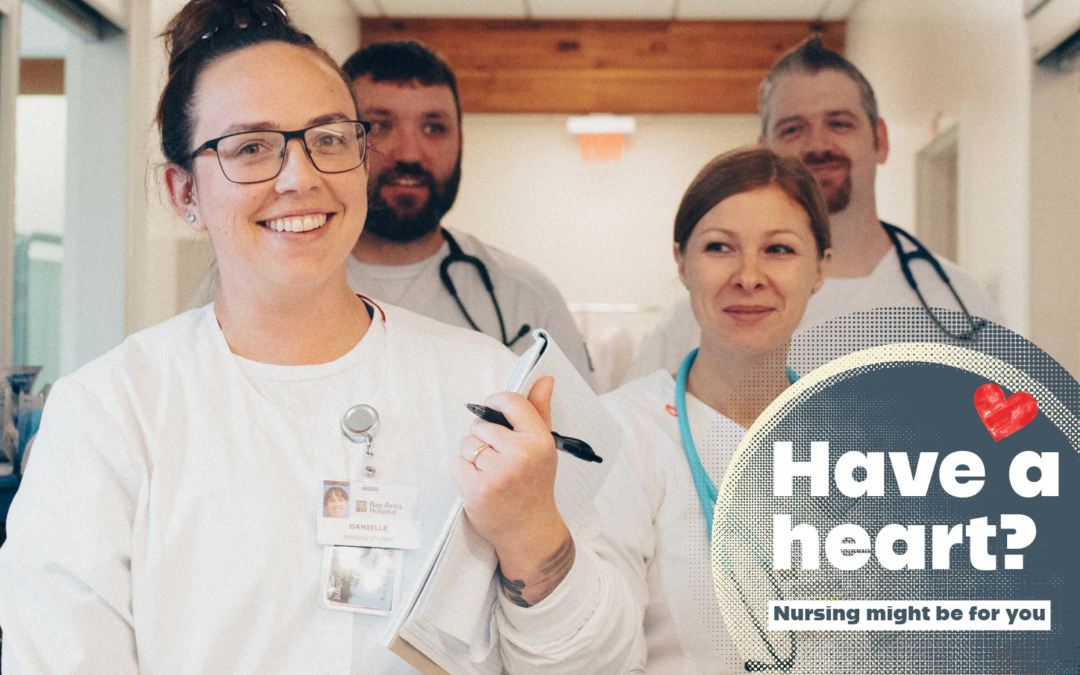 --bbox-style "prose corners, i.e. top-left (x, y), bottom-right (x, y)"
top-left (355, 500), bottom-right (368, 513)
